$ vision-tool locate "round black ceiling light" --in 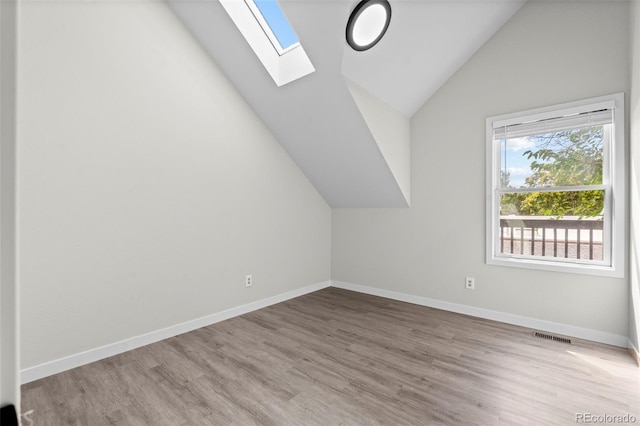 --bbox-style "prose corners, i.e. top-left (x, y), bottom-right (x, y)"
top-left (346, 0), bottom-right (391, 51)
